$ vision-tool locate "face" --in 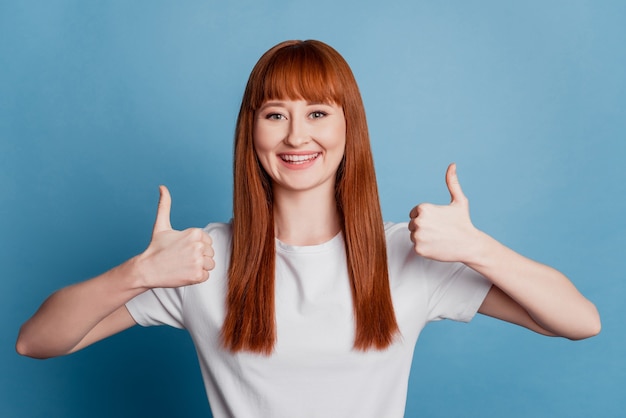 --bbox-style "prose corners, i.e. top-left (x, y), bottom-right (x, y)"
top-left (253, 99), bottom-right (346, 195)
